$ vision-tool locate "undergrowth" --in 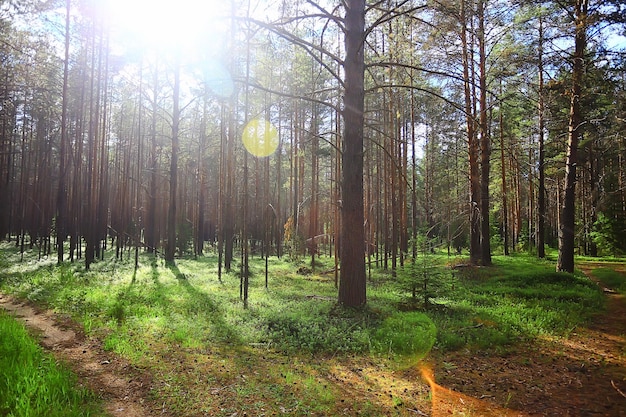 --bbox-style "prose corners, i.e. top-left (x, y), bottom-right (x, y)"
top-left (0, 245), bottom-right (608, 357)
top-left (0, 242), bottom-right (615, 416)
